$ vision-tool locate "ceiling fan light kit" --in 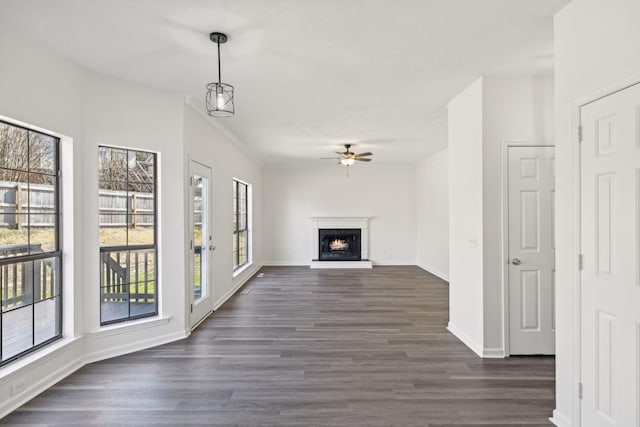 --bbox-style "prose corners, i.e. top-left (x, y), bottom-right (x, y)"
top-left (330, 144), bottom-right (373, 167)
top-left (340, 157), bottom-right (355, 166)
top-left (206, 32), bottom-right (234, 117)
